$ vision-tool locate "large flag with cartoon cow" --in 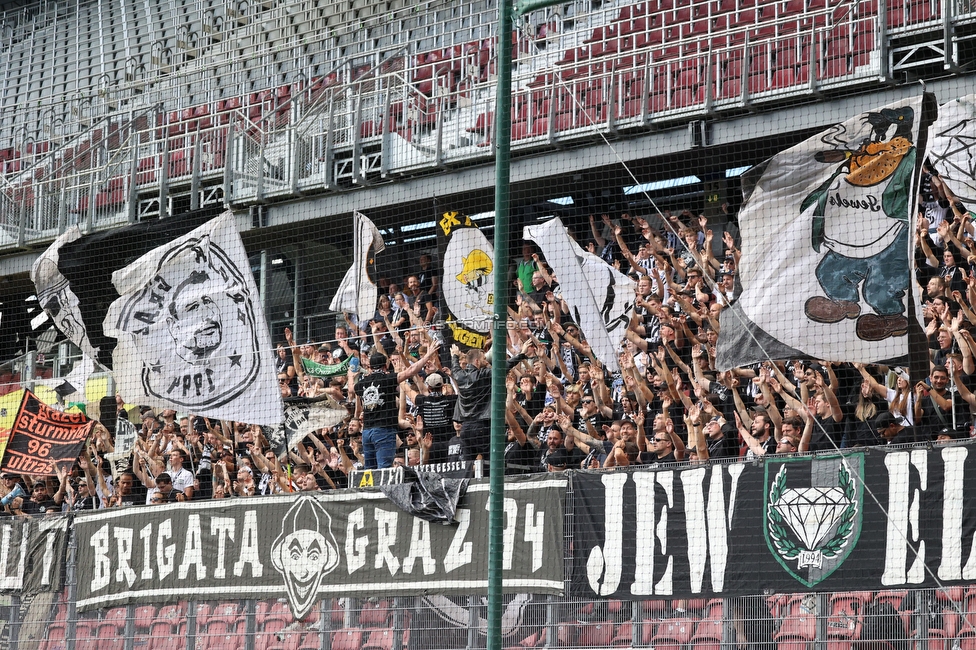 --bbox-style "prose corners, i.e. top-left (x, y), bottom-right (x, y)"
top-left (437, 209), bottom-right (494, 350)
top-left (717, 95), bottom-right (935, 369)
